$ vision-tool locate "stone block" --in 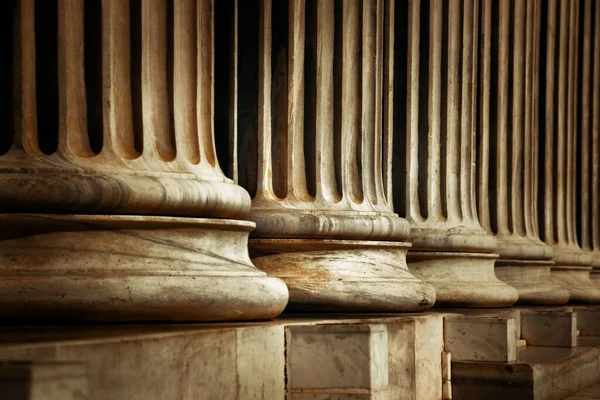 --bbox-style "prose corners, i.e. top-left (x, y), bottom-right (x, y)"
top-left (0, 324), bottom-right (285, 400)
top-left (444, 316), bottom-right (517, 362)
top-left (452, 346), bottom-right (600, 399)
top-left (574, 306), bottom-right (600, 336)
top-left (386, 315), bottom-right (443, 400)
top-left (286, 324), bottom-right (388, 398)
top-left (521, 311), bottom-right (577, 347)
top-left (0, 362), bottom-right (88, 400)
